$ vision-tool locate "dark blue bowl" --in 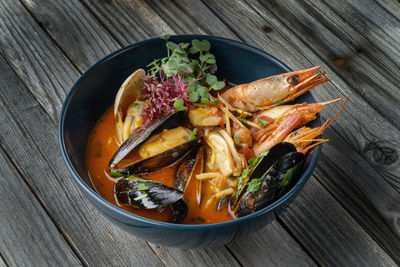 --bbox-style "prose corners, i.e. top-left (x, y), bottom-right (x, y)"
top-left (59, 35), bottom-right (321, 248)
